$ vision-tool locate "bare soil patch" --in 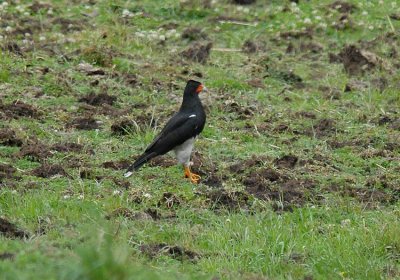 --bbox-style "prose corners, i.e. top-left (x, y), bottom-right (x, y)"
top-left (0, 252), bottom-right (15, 261)
top-left (78, 92), bottom-right (117, 106)
top-left (18, 142), bottom-right (52, 162)
top-left (332, 45), bottom-right (385, 75)
top-left (274, 155), bottom-right (298, 169)
top-left (242, 40), bottom-right (264, 54)
top-left (0, 101), bottom-right (40, 119)
top-left (111, 119), bottom-right (137, 135)
top-left (0, 217), bottom-right (29, 239)
top-left (31, 163), bottom-right (68, 178)
top-left (148, 157), bottom-right (176, 168)
top-left (328, 1), bottom-right (357, 13)
top-left (304, 118), bottom-right (337, 138)
top-left (0, 128), bottom-right (23, 147)
top-left (66, 116), bottom-right (101, 130)
top-left (2, 42), bottom-right (23, 56)
top-left (102, 159), bottom-right (131, 170)
top-left (181, 42), bottom-right (213, 64)
top-left (181, 27), bottom-right (208, 41)
top-left (0, 164), bottom-right (18, 184)
top-left (50, 142), bottom-right (84, 153)
top-left (230, 155), bottom-right (269, 174)
top-left (232, 0), bottom-right (256, 4)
